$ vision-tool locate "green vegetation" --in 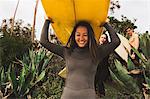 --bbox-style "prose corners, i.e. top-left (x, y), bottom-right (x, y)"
top-left (0, 15), bottom-right (150, 99)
